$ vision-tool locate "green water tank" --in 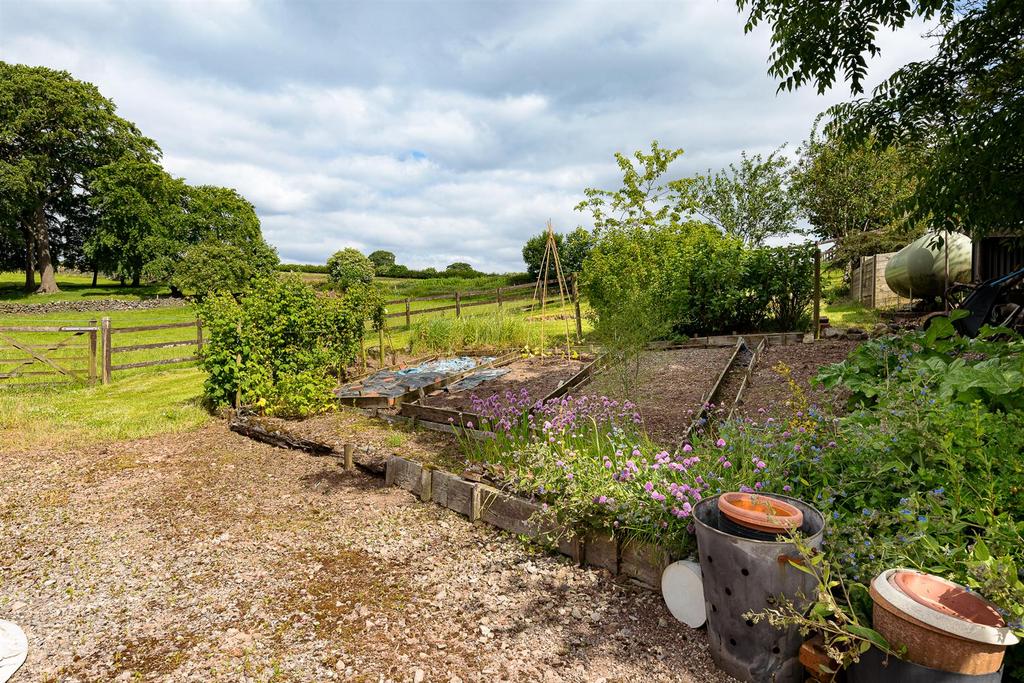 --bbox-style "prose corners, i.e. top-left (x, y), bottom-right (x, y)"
top-left (884, 231), bottom-right (973, 299)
